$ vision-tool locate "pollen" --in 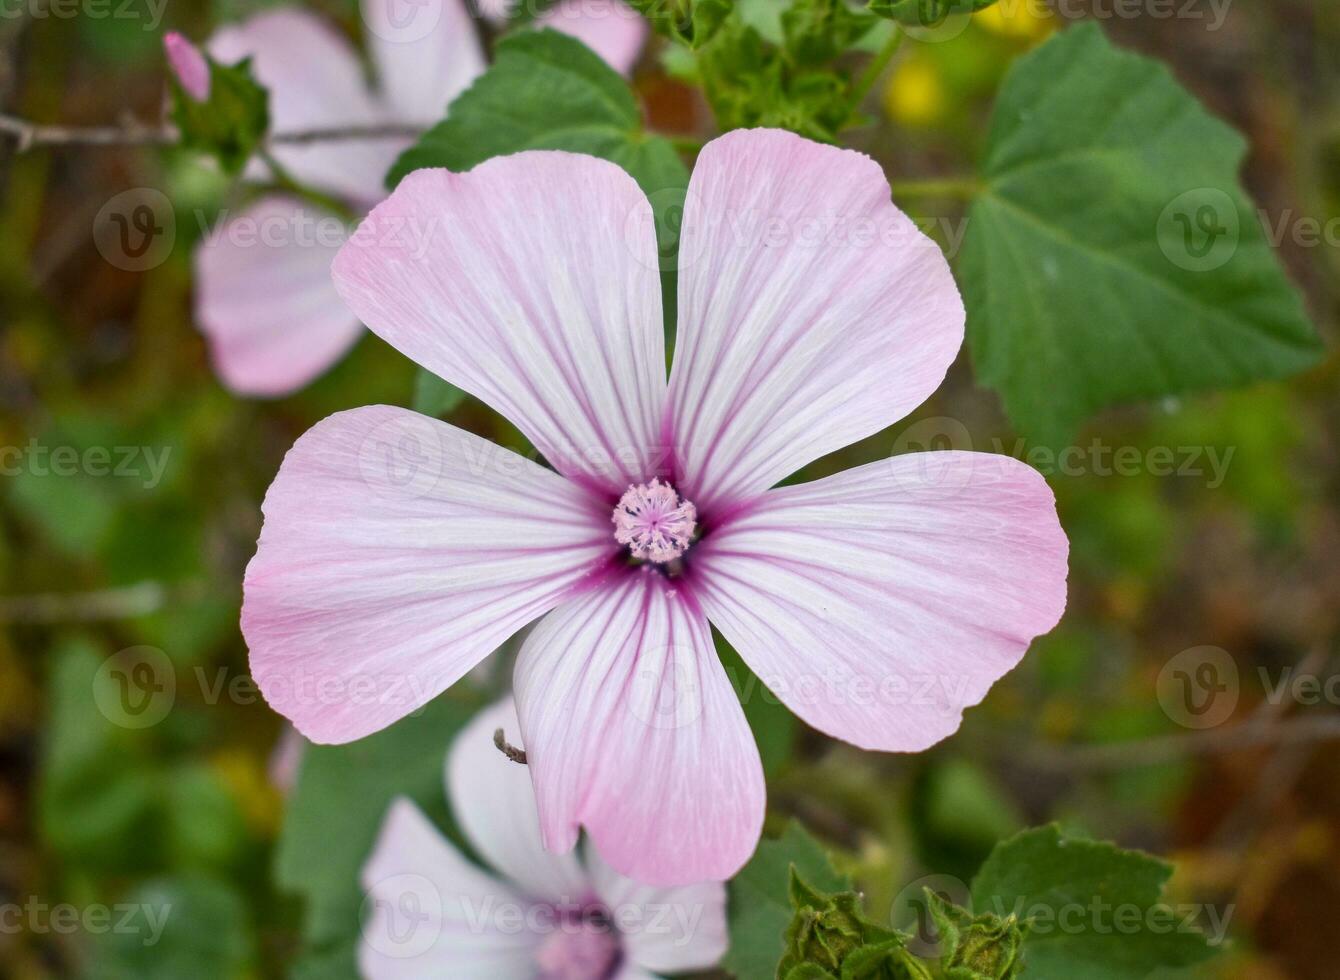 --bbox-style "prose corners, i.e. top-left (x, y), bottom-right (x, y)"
top-left (612, 479), bottom-right (697, 563)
